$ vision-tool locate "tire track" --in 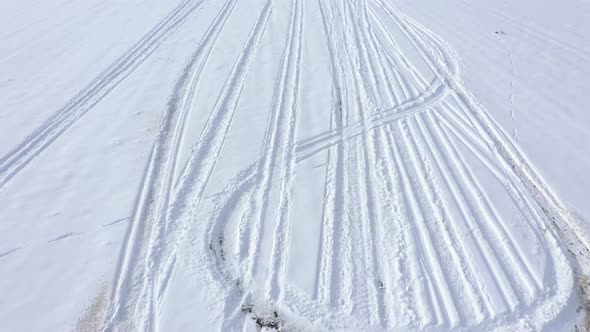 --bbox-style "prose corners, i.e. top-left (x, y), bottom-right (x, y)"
top-left (411, 118), bottom-right (489, 322)
top-left (115, 4), bottom-right (274, 330)
top-left (315, 0), bottom-right (353, 313)
top-left (0, 0), bottom-right (206, 190)
top-left (370, 0), bottom-right (460, 85)
top-left (368, 38), bottom-right (436, 323)
top-left (426, 108), bottom-right (541, 299)
top-left (356, 1), bottom-right (419, 327)
top-left (374, 38), bottom-right (431, 328)
top-left (411, 113), bottom-right (518, 316)
top-left (294, 88), bottom-right (448, 163)
top-left (338, 0), bottom-right (384, 324)
top-left (356, 0), bottom-right (401, 325)
top-left (170, 0), bottom-right (271, 215)
top-left (150, 0), bottom-right (273, 325)
top-left (374, 26), bottom-right (490, 323)
top-left (371, 3), bottom-right (485, 322)
top-left (373, 0), bottom-right (576, 328)
top-left (370, 0), bottom-right (552, 326)
top-left (366, 3), bottom-right (457, 324)
top-left (265, 0), bottom-right (303, 302)
top-left (294, 2), bottom-right (452, 163)
top-left (234, 0), bottom-right (301, 288)
top-left (366, 7), bottom-right (428, 102)
top-left (214, 0), bottom-right (303, 301)
top-left (387, 124), bottom-right (440, 327)
top-left (136, 0), bottom-right (245, 329)
top-left (103, 0), bottom-right (240, 329)
top-left (399, 118), bottom-right (462, 326)
top-left (434, 99), bottom-right (554, 276)
top-left (325, 0), bottom-right (356, 316)
top-left (436, 107), bottom-right (553, 249)
top-left (434, 96), bottom-right (552, 265)
top-left (379, 0), bottom-right (525, 319)
top-left (196, 0), bottom-right (306, 326)
top-left (315, 0), bottom-right (338, 305)
top-left (374, 0), bottom-right (524, 325)
top-left (292, 0), bottom-right (472, 326)
top-left (182, 0), bottom-right (578, 329)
